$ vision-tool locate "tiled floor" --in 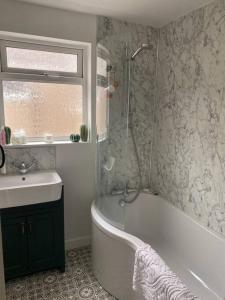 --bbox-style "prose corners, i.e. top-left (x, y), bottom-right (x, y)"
top-left (6, 246), bottom-right (117, 300)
